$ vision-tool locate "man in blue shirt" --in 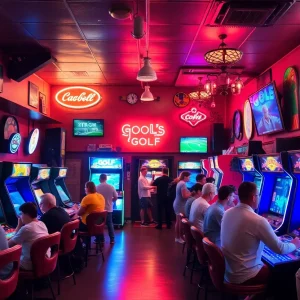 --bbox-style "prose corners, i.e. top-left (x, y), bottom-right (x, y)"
top-left (203, 185), bottom-right (235, 247)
